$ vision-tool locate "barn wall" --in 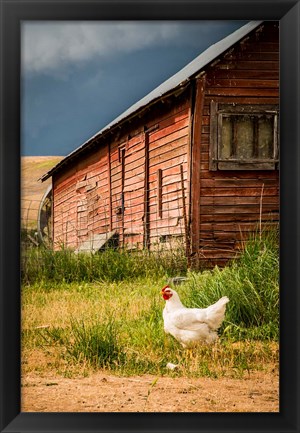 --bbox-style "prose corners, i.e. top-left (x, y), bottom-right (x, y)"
top-left (53, 145), bottom-right (111, 249)
top-left (147, 96), bottom-right (190, 250)
top-left (114, 93), bottom-right (191, 251)
top-left (52, 92), bottom-right (191, 251)
top-left (110, 127), bottom-right (145, 248)
top-left (193, 22), bottom-right (279, 266)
